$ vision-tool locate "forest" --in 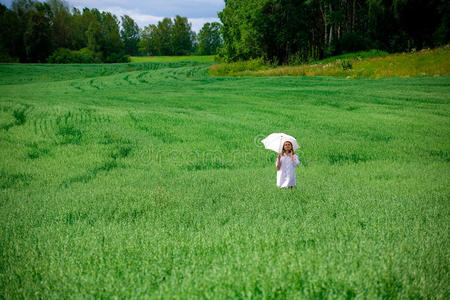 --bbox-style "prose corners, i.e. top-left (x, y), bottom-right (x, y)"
top-left (0, 0), bottom-right (222, 63)
top-left (219, 0), bottom-right (450, 64)
top-left (218, 0), bottom-right (450, 63)
top-left (0, 0), bottom-right (449, 64)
